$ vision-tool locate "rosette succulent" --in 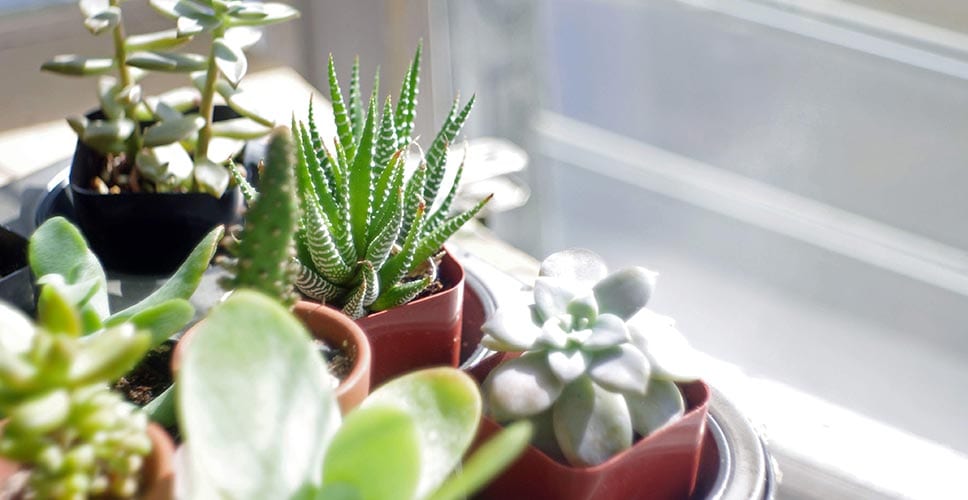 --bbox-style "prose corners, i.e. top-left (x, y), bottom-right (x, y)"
top-left (0, 287), bottom-right (152, 499)
top-left (480, 249), bottom-right (701, 467)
